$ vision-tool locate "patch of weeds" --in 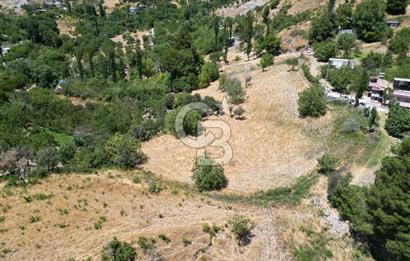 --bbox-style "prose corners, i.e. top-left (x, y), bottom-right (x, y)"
top-left (158, 234), bottom-right (171, 244)
top-left (0, 216), bottom-right (5, 223)
top-left (120, 209), bottom-right (126, 216)
top-left (56, 223), bottom-right (69, 229)
top-left (137, 236), bottom-right (156, 254)
top-left (158, 213), bottom-right (164, 218)
top-left (182, 236), bottom-right (192, 247)
top-left (212, 174), bottom-right (318, 206)
top-left (94, 216), bottom-right (106, 230)
top-left (23, 196), bottom-right (32, 203)
top-left (57, 208), bottom-right (69, 215)
top-left (29, 215), bottom-right (41, 223)
top-left (0, 228), bottom-right (8, 234)
top-left (132, 176), bottom-right (141, 184)
top-left (294, 226), bottom-right (333, 261)
top-left (228, 216), bottom-right (254, 246)
top-left (32, 193), bottom-right (53, 200)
